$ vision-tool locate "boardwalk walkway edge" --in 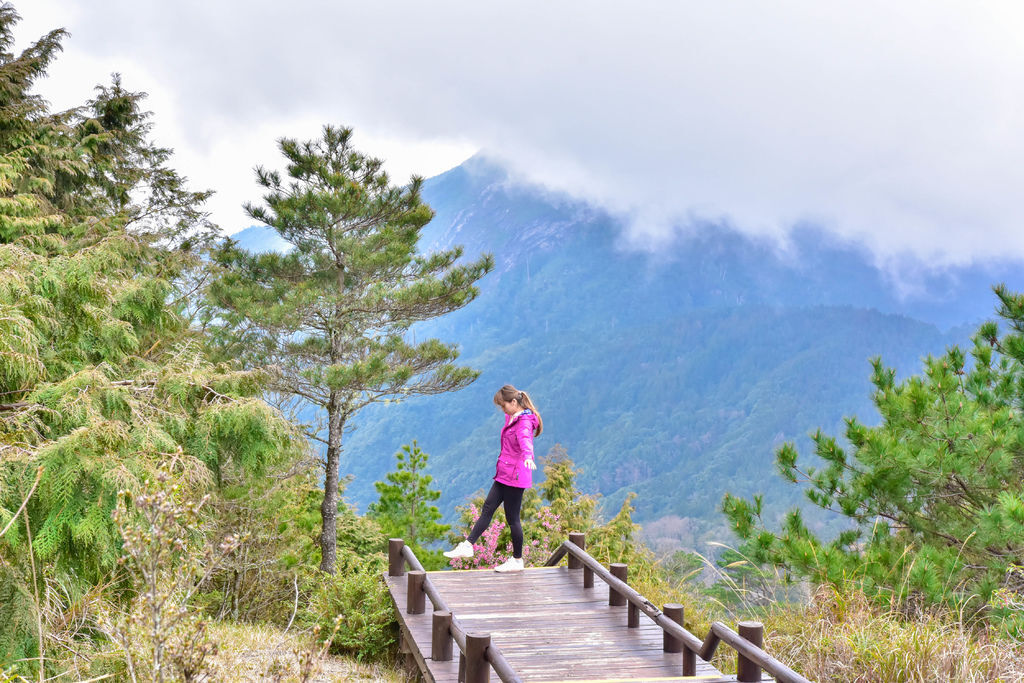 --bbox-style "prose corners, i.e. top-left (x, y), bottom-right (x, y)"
top-left (382, 535), bottom-right (812, 683)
